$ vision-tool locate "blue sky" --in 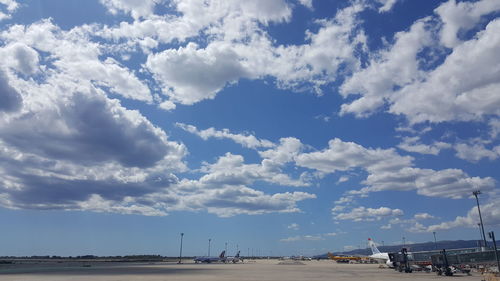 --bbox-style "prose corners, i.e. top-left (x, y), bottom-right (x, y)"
top-left (0, 0), bottom-right (499, 257)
